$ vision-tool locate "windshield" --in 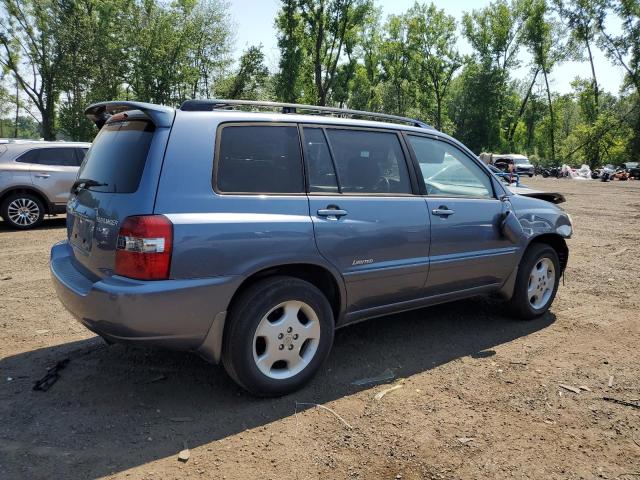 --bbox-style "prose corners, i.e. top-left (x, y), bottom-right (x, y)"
top-left (513, 157), bottom-right (530, 165)
top-left (78, 119), bottom-right (154, 193)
